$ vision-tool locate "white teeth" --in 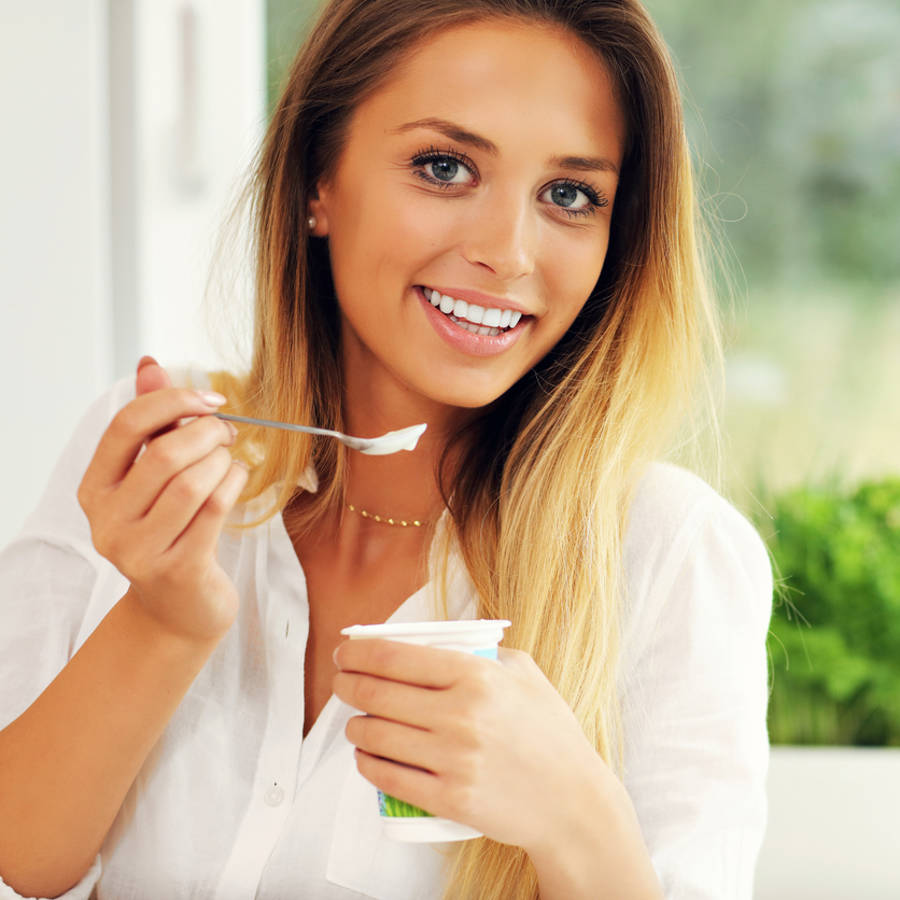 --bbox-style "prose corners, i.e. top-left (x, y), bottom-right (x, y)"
top-left (445, 316), bottom-right (502, 338)
top-left (466, 304), bottom-right (484, 325)
top-left (424, 287), bottom-right (526, 332)
top-left (449, 315), bottom-right (483, 335)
